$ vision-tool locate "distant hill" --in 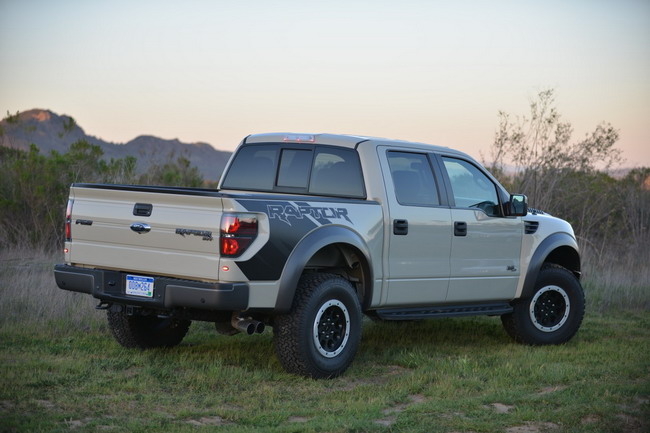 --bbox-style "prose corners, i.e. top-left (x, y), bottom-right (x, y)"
top-left (0, 109), bottom-right (232, 181)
